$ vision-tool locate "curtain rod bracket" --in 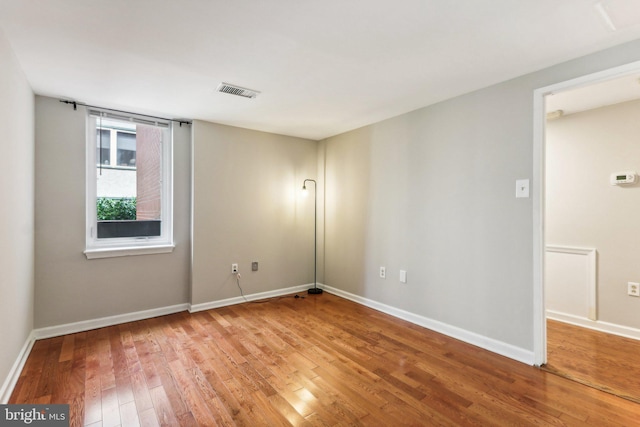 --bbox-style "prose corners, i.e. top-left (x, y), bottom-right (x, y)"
top-left (60, 99), bottom-right (80, 110)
